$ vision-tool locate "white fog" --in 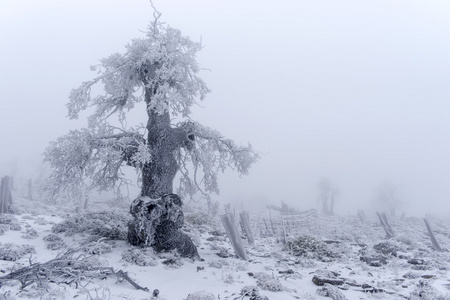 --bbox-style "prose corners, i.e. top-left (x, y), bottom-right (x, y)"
top-left (1, 0), bottom-right (450, 215)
